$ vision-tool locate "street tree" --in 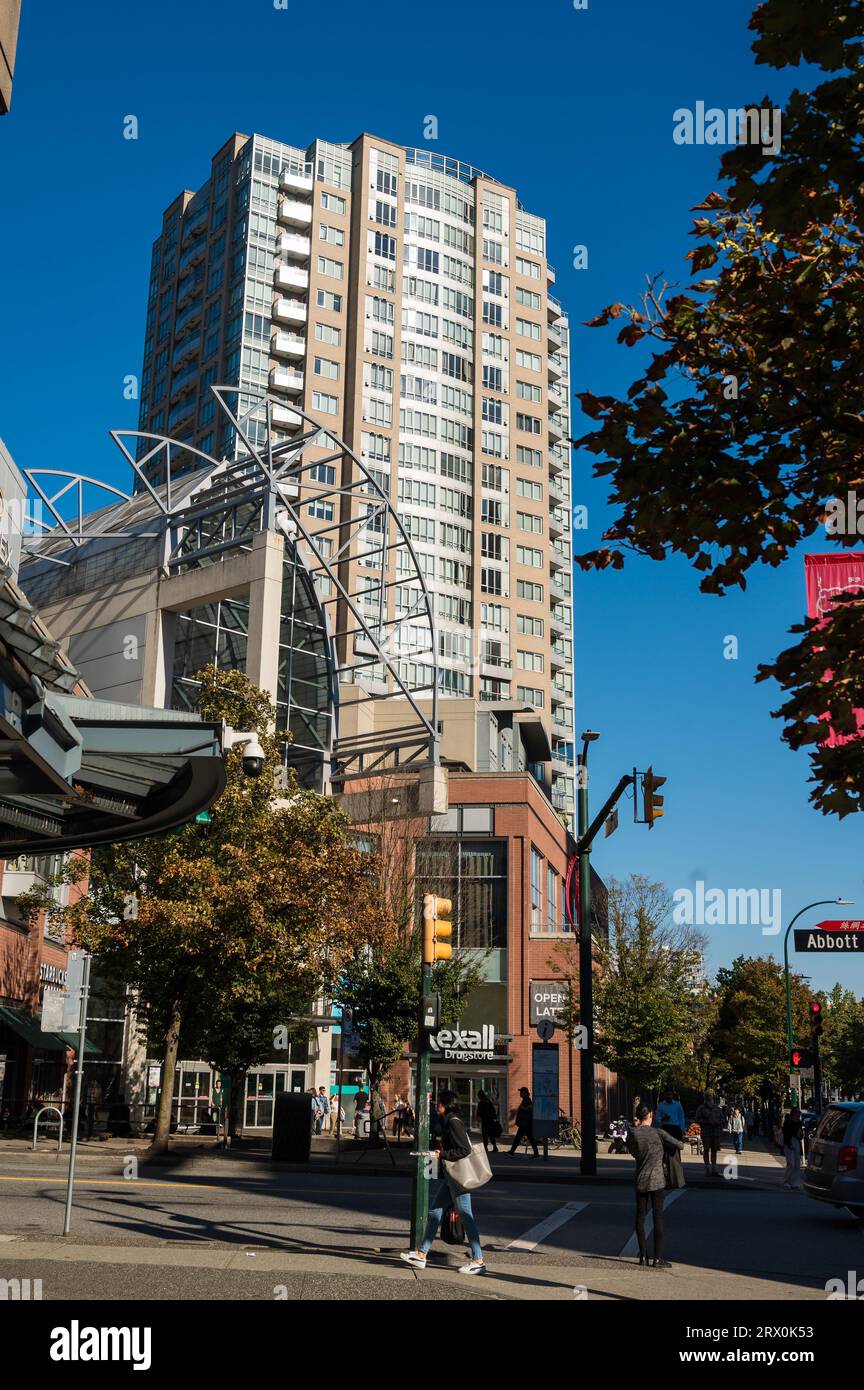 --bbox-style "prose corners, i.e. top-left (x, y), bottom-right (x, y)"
top-left (709, 955), bottom-right (813, 1098)
top-left (573, 0), bottom-right (864, 814)
top-left (589, 876), bottom-right (706, 1099)
top-left (25, 667), bottom-right (390, 1152)
top-left (820, 983), bottom-right (864, 1098)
